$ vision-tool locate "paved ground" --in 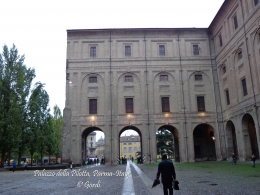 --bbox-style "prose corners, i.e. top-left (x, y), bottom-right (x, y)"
top-left (0, 161), bottom-right (260, 195)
